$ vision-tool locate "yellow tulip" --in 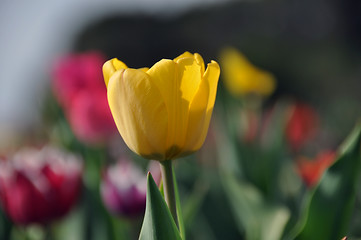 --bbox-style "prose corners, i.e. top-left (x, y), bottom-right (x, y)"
top-left (103, 52), bottom-right (220, 160)
top-left (220, 47), bottom-right (276, 97)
